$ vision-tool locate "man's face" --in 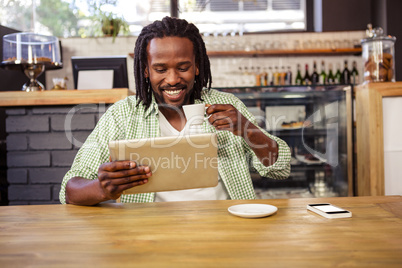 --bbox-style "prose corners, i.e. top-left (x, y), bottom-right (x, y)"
top-left (145, 36), bottom-right (199, 109)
